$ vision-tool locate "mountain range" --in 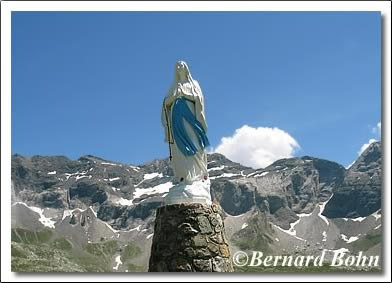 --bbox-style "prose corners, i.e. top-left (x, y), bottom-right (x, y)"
top-left (11, 141), bottom-right (382, 272)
